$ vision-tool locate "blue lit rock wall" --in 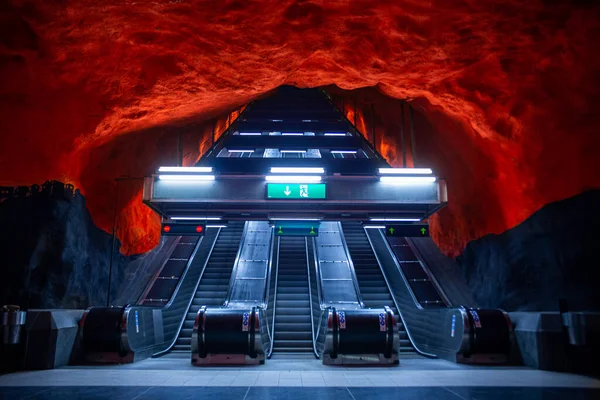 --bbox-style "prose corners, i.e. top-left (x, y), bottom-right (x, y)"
top-left (0, 182), bottom-right (130, 309)
top-left (457, 190), bottom-right (600, 312)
